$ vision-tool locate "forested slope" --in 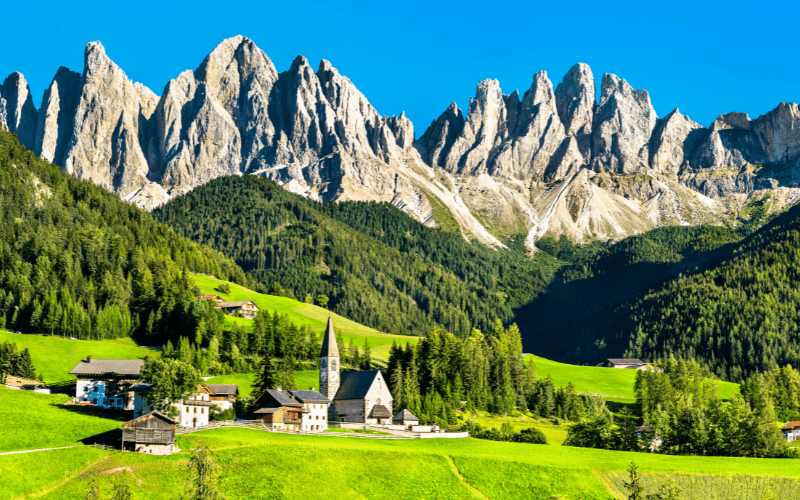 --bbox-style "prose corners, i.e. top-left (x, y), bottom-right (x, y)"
top-left (0, 130), bottom-right (250, 343)
top-left (154, 175), bottom-right (552, 336)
